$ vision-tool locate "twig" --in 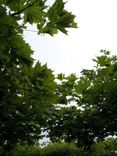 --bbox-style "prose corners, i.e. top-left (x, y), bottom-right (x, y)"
top-left (24, 29), bottom-right (39, 33)
top-left (11, 0), bottom-right (38, 16)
